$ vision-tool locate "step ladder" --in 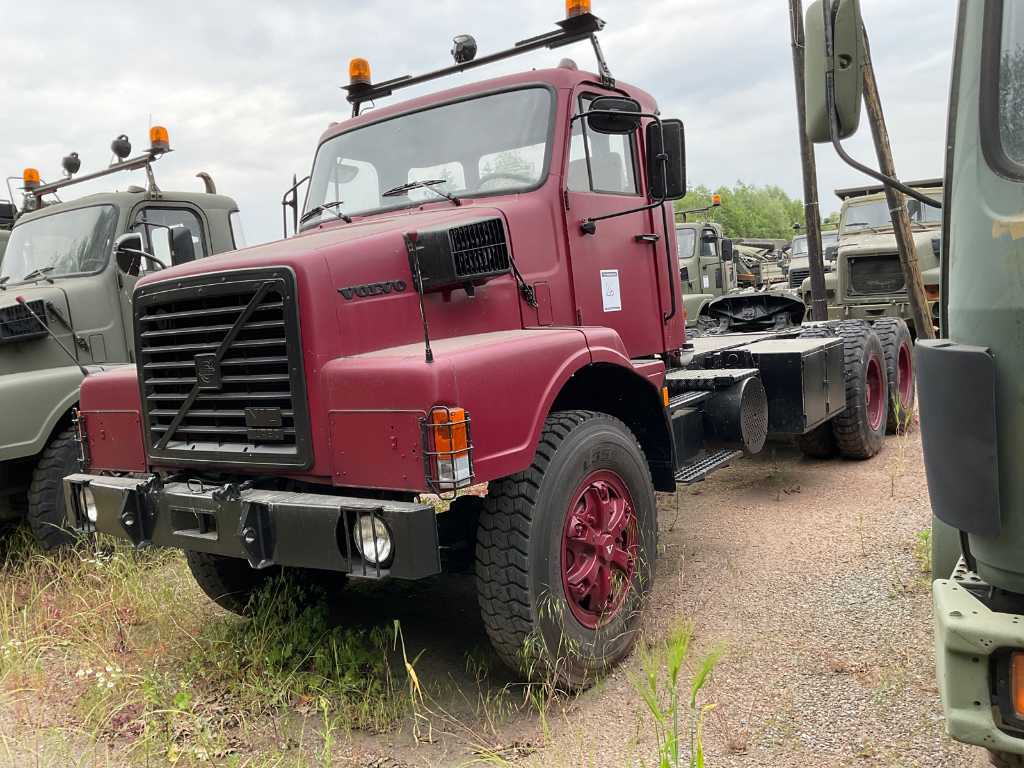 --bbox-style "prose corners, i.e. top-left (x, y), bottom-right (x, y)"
top-left (675, 449), bottom-right (743, 485)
